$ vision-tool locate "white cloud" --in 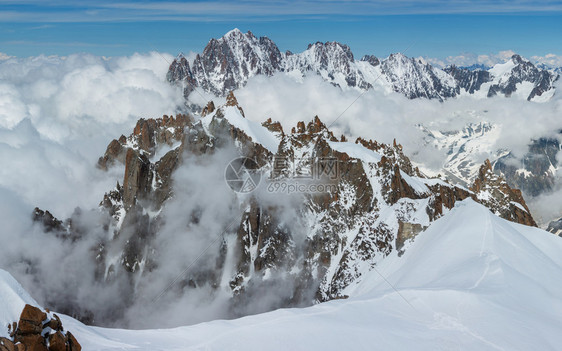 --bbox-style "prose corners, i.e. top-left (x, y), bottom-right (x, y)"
top-left (425, 50), bottom-right (520, 68)
top-left (0, 52), bottom-right (13, 60)
top-left (231, 73), bottom-right (562, 159)
top-left (0, 52), bottom-right (184, 216)
top-left (531, 53), bottom-right (562, 68)
top-left (426, 50), bottom-right (562, 69)
top-left (0, 51), bottom-right (187, 327)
